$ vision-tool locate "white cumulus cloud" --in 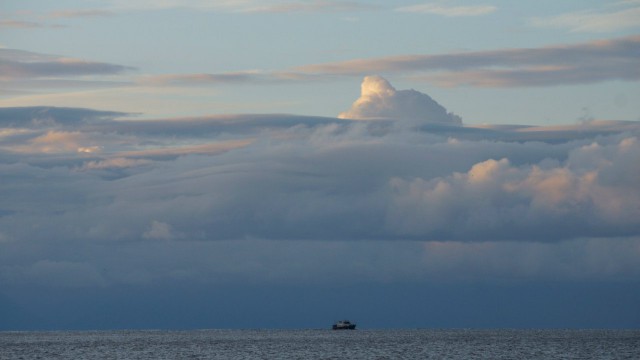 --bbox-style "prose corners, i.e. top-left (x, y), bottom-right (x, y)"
top-left (338, 75), bottom-right (462, 125)
top-left (387, 136), bottom-right (640, 241)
